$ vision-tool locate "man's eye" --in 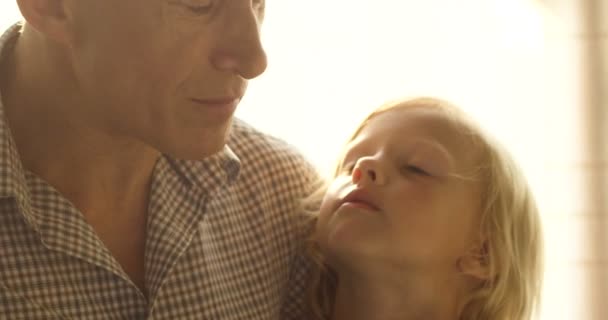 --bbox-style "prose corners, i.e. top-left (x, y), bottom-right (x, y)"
top-left (185, 4), bottom-right (212, 14)
top-left (172, 0), bottom-right (213, 15)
